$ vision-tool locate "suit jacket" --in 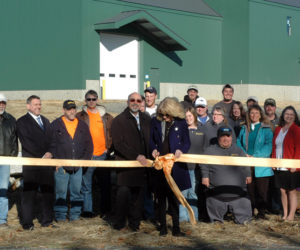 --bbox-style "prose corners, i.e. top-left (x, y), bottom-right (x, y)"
top-left (17, 113), bottom-right (52, 158)
top-left (111, 107), bottom-right (151, 186)
top-left (150, 117), bottom-right (191, 191)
